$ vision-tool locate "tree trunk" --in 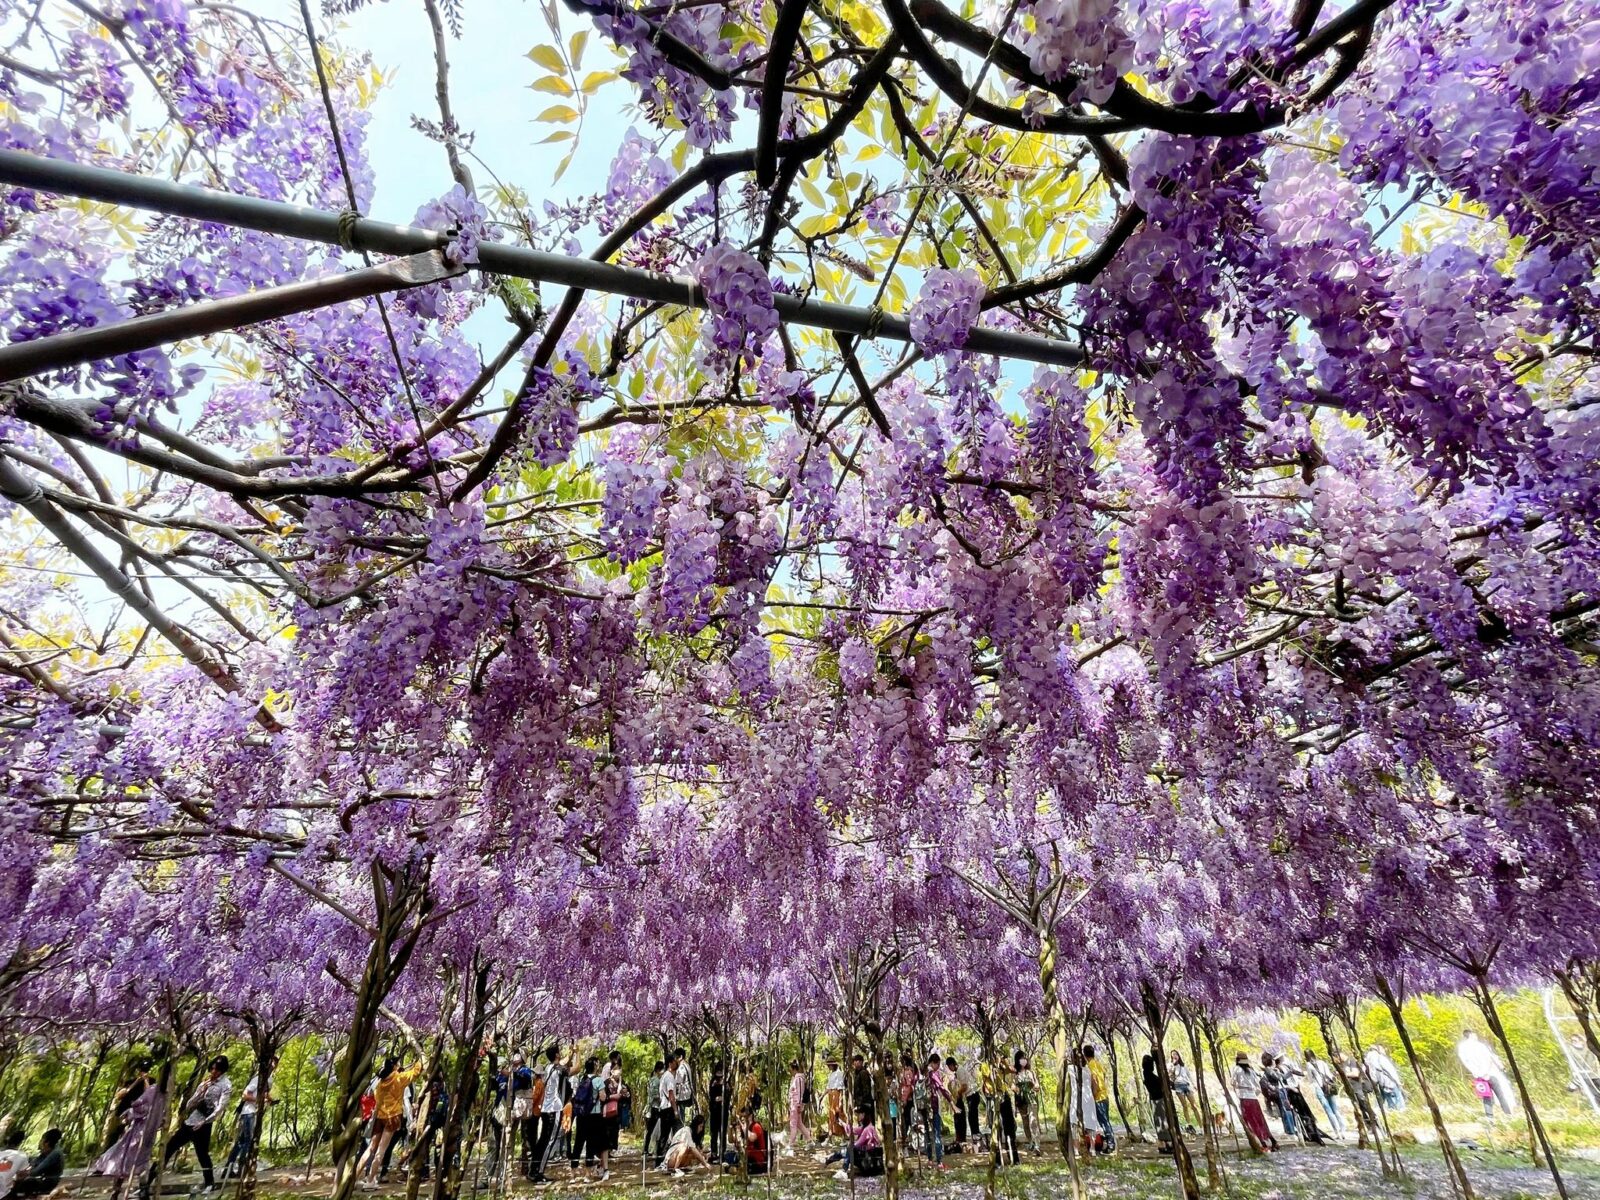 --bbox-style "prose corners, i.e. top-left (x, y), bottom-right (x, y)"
top-left (1141, 985), bottom-right (1201, 1200)
top-left (1200, 1015), bottom-right (1253, 1158)
top-left (434, 955), bottom-right (490, 1200)
top-left (1177, 1006), bottom-right (1225, 1194)
top-left (1555, 965), bottom-right (1600, 1064)
top-left (1334, 1002), bottom-right (1404, 1179)
top-left (329, 861), bottom-right (433, 1200)
top-left (1470, 975), bottom-right (1567, 1200)
top-left (865, 1023), bottom-right (899, 1200)
top-left (1104, 1025), bottom-right (1137, 1146)
top-left (1034, 925), bottom-right (1083, 1200)
top-left (1374, 975), bottom-right (1472, 1200)
top-left (236, 1027), bottom-right (284, 1200)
